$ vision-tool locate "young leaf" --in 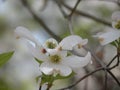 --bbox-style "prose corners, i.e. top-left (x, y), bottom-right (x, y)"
top-left (34, 58), bottom-right (43, 64)
top-left (0, 51), bottom-right (14, 67)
